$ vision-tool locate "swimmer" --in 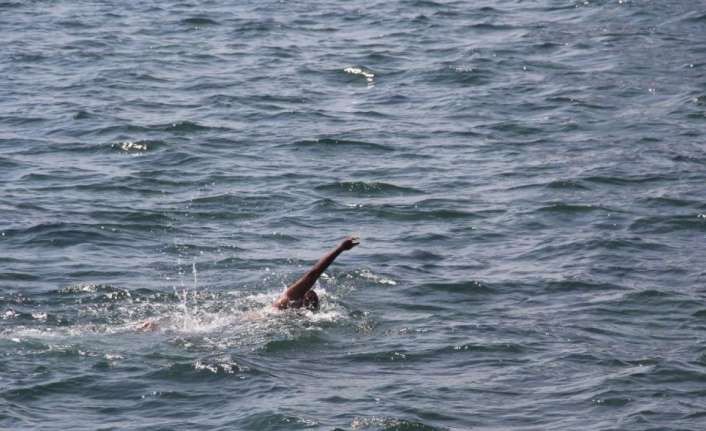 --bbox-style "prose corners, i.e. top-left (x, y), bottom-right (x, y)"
top-left (136, 320), bottom-right (159, 332)
top-left (135, 236), bottom-right (360, 331)
top-left (273, 235), bottom-right (360, 310)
